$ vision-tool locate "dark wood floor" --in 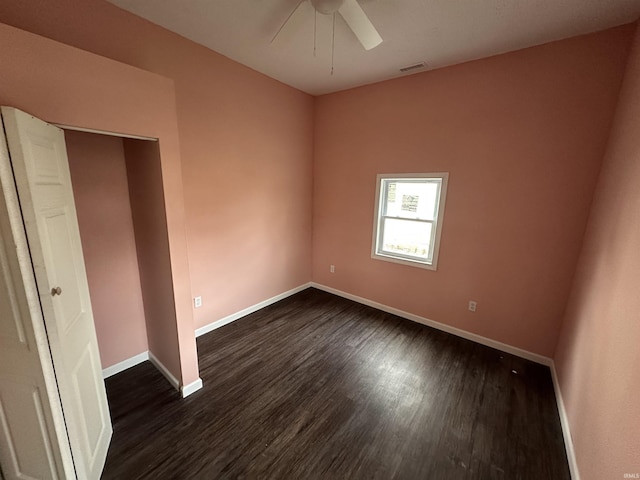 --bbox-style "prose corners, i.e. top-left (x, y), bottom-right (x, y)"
top-left (101, 288), bottom-right (570, 479)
